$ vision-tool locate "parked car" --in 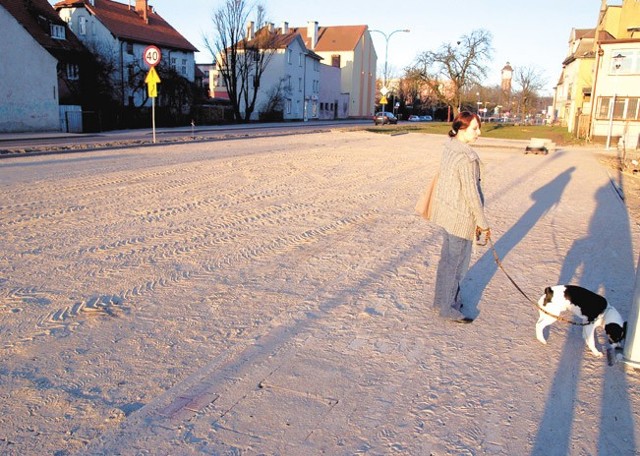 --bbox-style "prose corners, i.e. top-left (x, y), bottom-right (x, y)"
top-left (373, 112), bottom-right (398, 125)
top-left (419, 115), bottom-right (433, 121)
top-left (408, 115), bottom-right (421, 122)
